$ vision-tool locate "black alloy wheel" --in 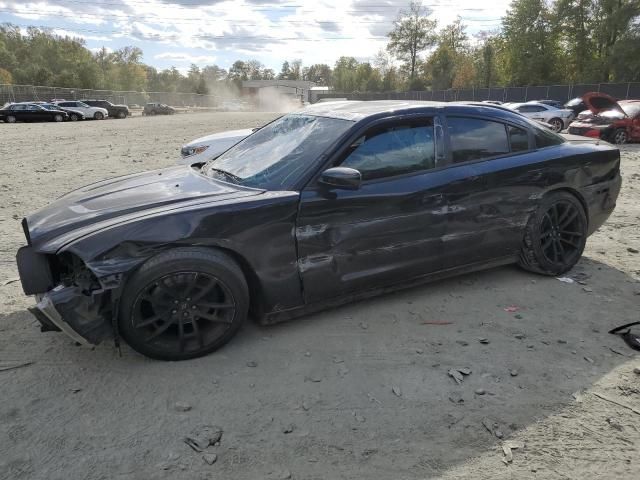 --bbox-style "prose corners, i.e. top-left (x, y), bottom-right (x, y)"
top-left (119, 248), bottom-right (248, 360)
top-left (94, 111), bottom-right (104, 120)
top-left (538, 201), bottom-right (584, 268)
top-left (69, 113), bottom-right (79, 121)
top-left (518, 191), bottom-right (587, 276)
top-left (53, 114), bottom-right (64, 122)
